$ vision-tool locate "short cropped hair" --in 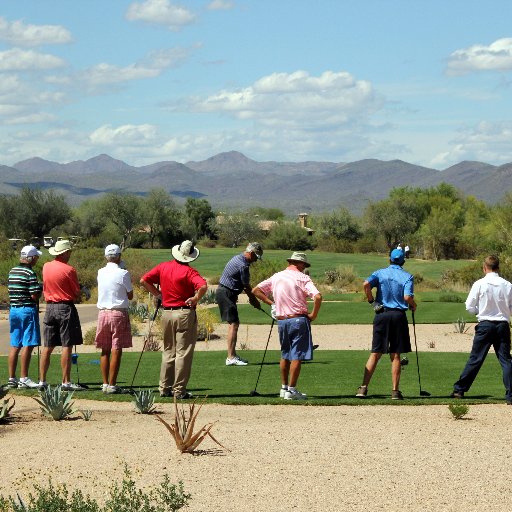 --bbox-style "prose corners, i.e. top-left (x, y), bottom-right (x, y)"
top-left (484, 255), bottom-right (499, 272)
